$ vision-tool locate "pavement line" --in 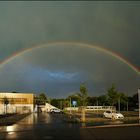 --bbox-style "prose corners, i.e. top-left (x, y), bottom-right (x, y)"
top-left (81, 123), bottom-right (140, 129)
